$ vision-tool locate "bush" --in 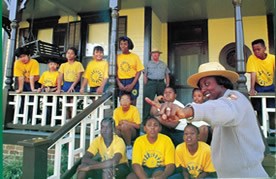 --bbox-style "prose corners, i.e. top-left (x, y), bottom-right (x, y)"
top-left (3, 155), bottom-right (23, 179)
